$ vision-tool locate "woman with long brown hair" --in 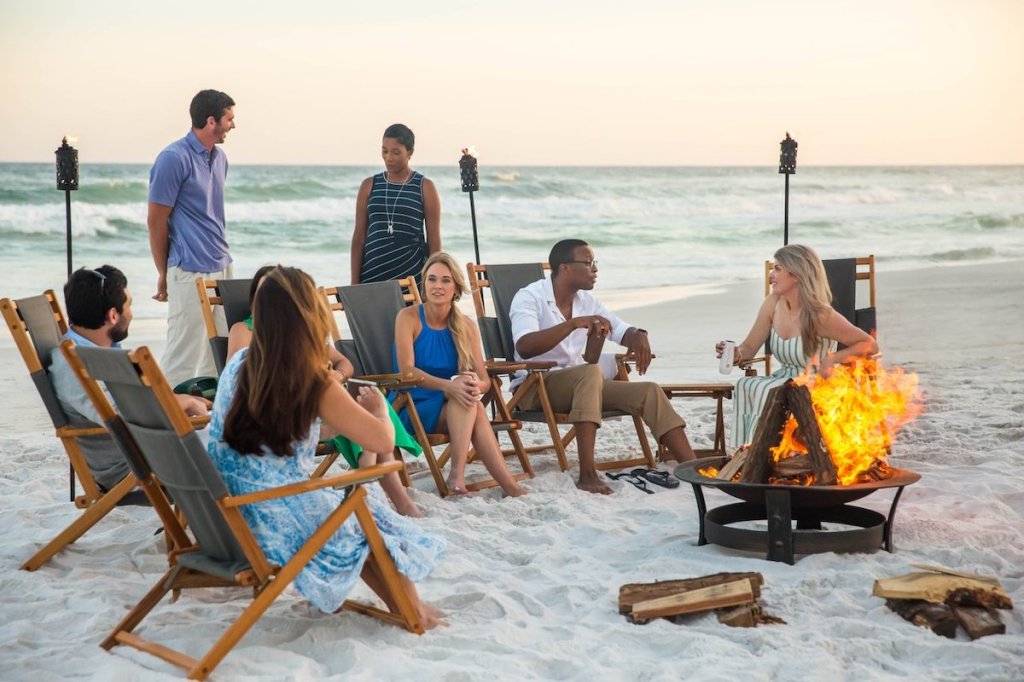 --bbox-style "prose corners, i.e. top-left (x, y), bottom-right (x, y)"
top-left (207, 265), bottom-right (445, 624)
top-left (716, 244), bottom-right (878, 450)
top-left (394, 252), bottom-right (527, 497)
